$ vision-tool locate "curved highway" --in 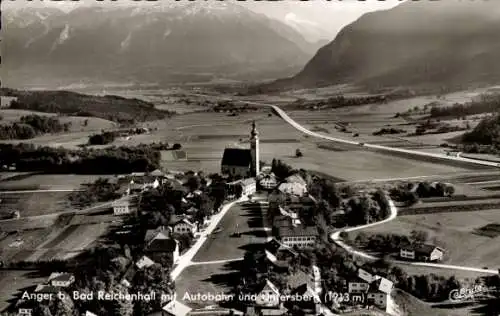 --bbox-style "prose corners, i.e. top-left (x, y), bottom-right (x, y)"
top-left (330, 198), bottom-right (498, 275)
top-left (186, 92), bottom-right (499, 168)
top-left (262, 103), bottom-right (499, 168)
